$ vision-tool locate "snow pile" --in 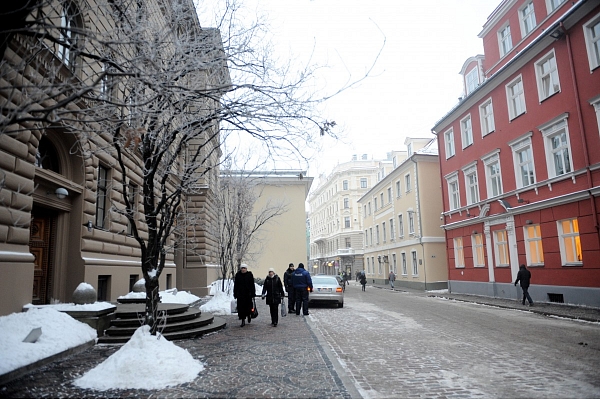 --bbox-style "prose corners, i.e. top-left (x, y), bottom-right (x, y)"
top-left (73, 325), bottom-right (203, 390)
top-left (427, 289), bottom-right (449, 294)
top-left (200, 279), bottom-right (263, 315)
top-left (0, 308), bottom-right (97, 375)
top-left (118, 288), bottom-right (200, 304)
top-left (22, 302), bottom-right (114, 312)
top-left (76, 282), bottom-right (95, 291)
